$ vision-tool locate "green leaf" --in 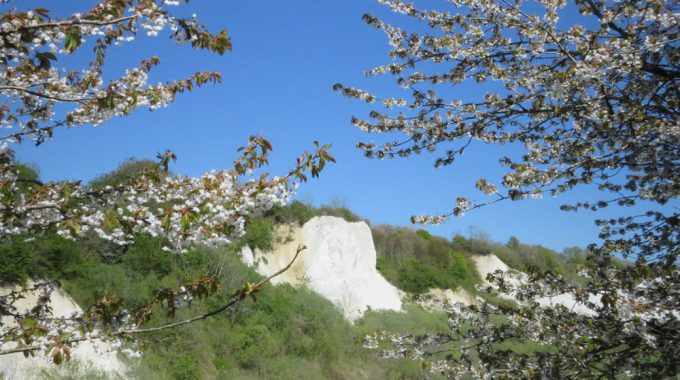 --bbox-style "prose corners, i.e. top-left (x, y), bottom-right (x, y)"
top-left (64, 29), bottom-right (83, 52)
top-left (20, 318), bottom-right (37, 330)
